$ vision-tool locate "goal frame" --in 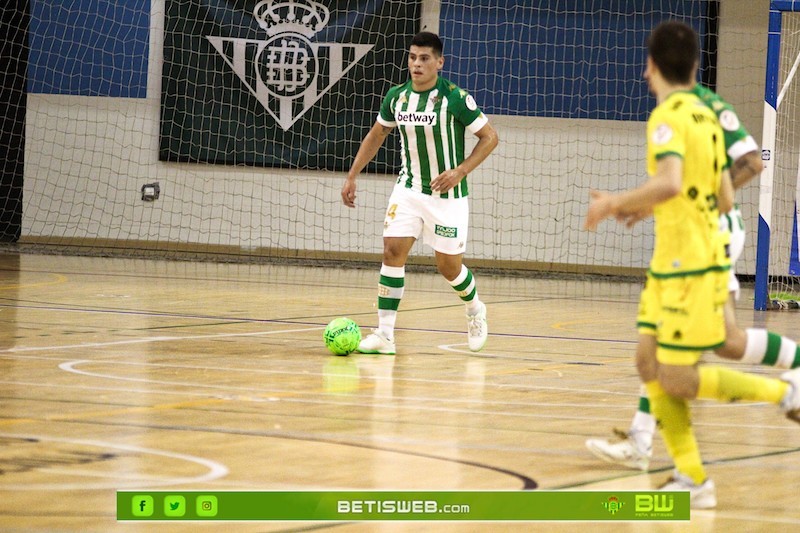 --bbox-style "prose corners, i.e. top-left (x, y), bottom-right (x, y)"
top-left (755, 1), bottom-right (800, 309)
